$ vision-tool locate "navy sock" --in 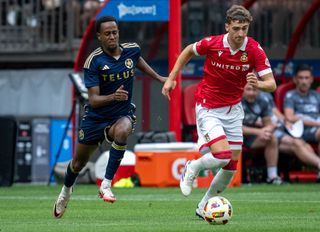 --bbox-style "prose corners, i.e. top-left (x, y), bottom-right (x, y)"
top-left (64, 161), bottom-right (79, 187)
top-left (104, 142), bottom-right (126, 180)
